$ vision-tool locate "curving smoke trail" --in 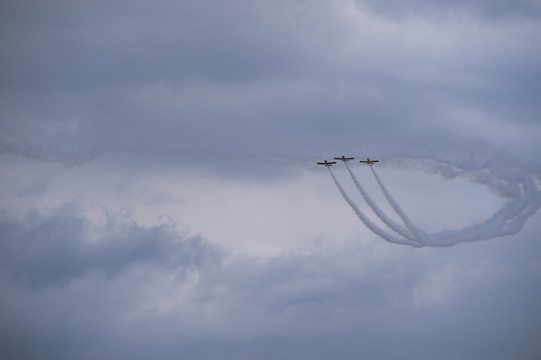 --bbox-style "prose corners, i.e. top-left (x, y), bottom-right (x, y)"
top-left (327, 150), bottom-right (541, 247)
top-left (430, 171), bottom-right (541, 246)
top-left (368, 165), bottom-right (433, 245)
top-left (344, 162), bottom-right (420, 243)
top-left (327, 167), bottom-right (423, 247)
